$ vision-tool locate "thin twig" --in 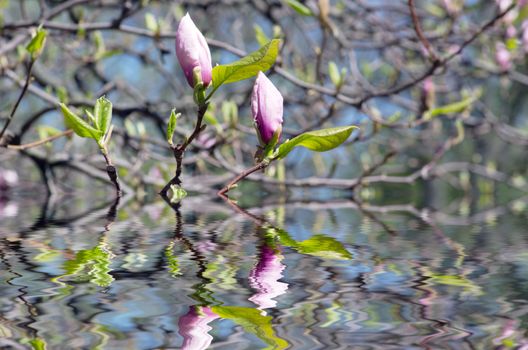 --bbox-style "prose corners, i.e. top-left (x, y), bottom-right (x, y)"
top-left (218, 161), bottom-right (268, 196)
top-left (0, 60), bottom-right (36, 141)
top-left (160, 103), bottom-right (209, 196)
top-left (7, 130), bottom-right (73, 150)
top-left (408, 0), bottom-right (438, 62)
